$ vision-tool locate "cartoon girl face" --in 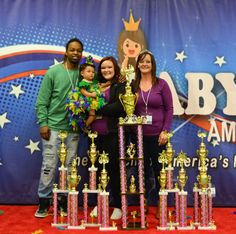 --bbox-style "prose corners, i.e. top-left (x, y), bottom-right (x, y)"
top-left (122, 38), bottom-right (142, 58)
